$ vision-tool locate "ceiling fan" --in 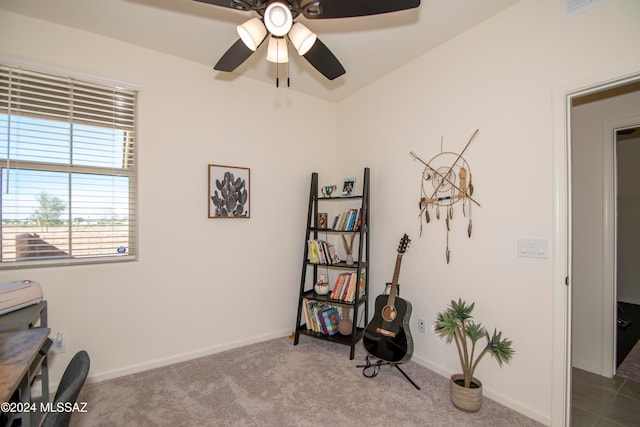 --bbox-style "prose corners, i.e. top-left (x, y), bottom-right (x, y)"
top-left (194, 0), bottom-right (421, 81)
